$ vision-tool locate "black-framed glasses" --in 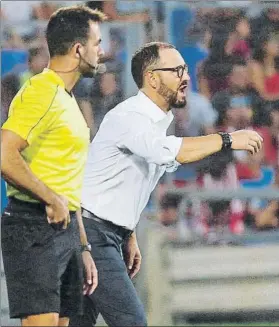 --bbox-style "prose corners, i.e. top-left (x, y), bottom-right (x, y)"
top-left (151, 64), bottom-right (188, 79)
